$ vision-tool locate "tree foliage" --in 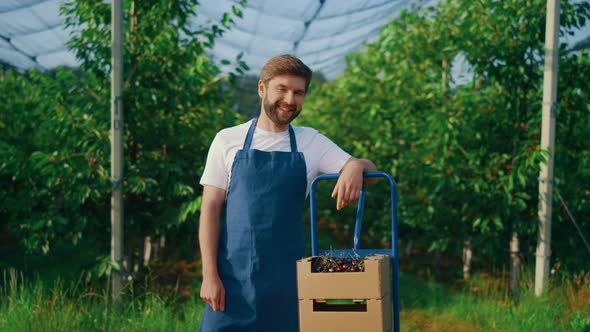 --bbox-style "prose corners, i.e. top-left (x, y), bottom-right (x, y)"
top-left (2, 0), bottom-right (589, 276)
top-left (1, 0), bottom-right (246, 256)
top-left (299, 0), bottom-right (590, 271)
